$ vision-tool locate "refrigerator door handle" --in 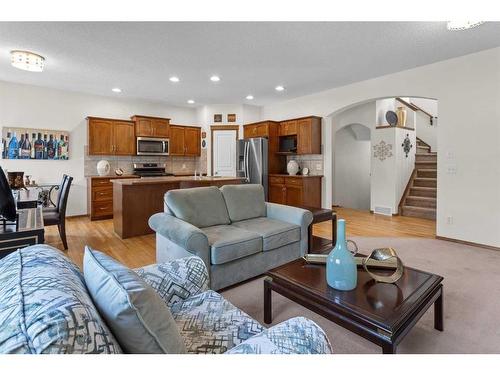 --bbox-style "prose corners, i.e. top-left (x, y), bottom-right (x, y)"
top-left (244, 142), bottom-right (250, 182)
